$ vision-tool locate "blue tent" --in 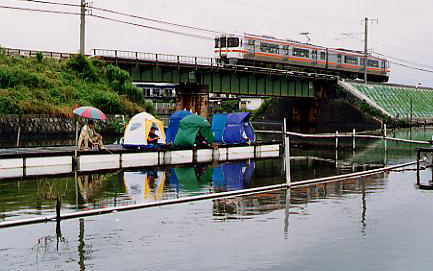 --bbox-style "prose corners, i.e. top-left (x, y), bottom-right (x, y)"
top-left (166, 110), bottom-right (193, 144)
top-left (222, 112), bottom-right (256, 144)
top-left (211, 113), bottom-right (228, 143)
top-left (212, 161), bottom-right (255, 191)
